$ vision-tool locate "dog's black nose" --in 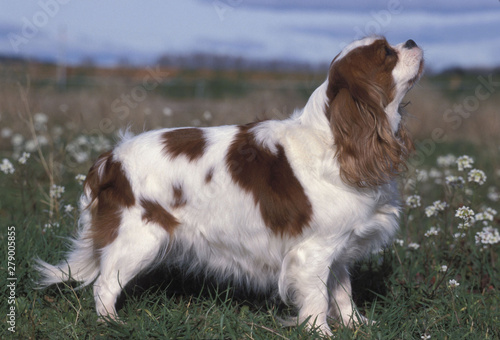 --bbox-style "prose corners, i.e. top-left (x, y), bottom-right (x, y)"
top-left (404, 39), bottom-right (417, 49)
